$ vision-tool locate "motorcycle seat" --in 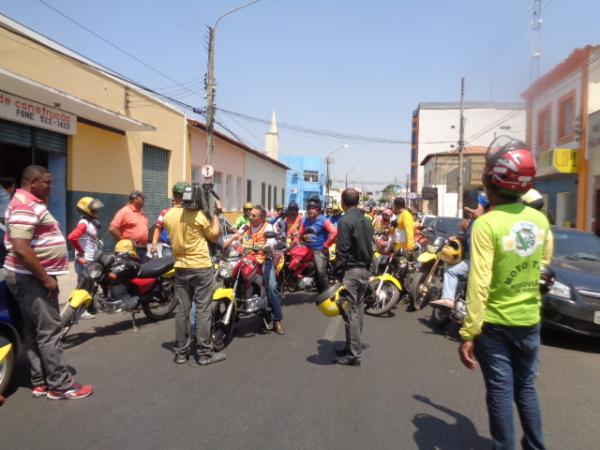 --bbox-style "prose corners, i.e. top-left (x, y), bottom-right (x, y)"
top-left (139, 256), bottom-right (174, 278)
